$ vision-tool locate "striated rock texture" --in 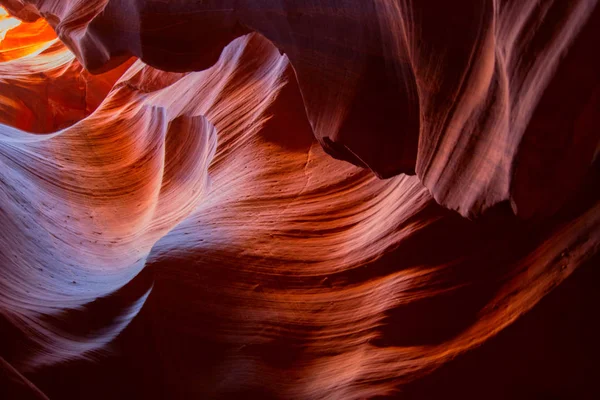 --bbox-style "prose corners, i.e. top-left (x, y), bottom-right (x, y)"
top-left (0, 1), bottom-right (599, 399)
top-left (3, 0), bottom-right (600, 217)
